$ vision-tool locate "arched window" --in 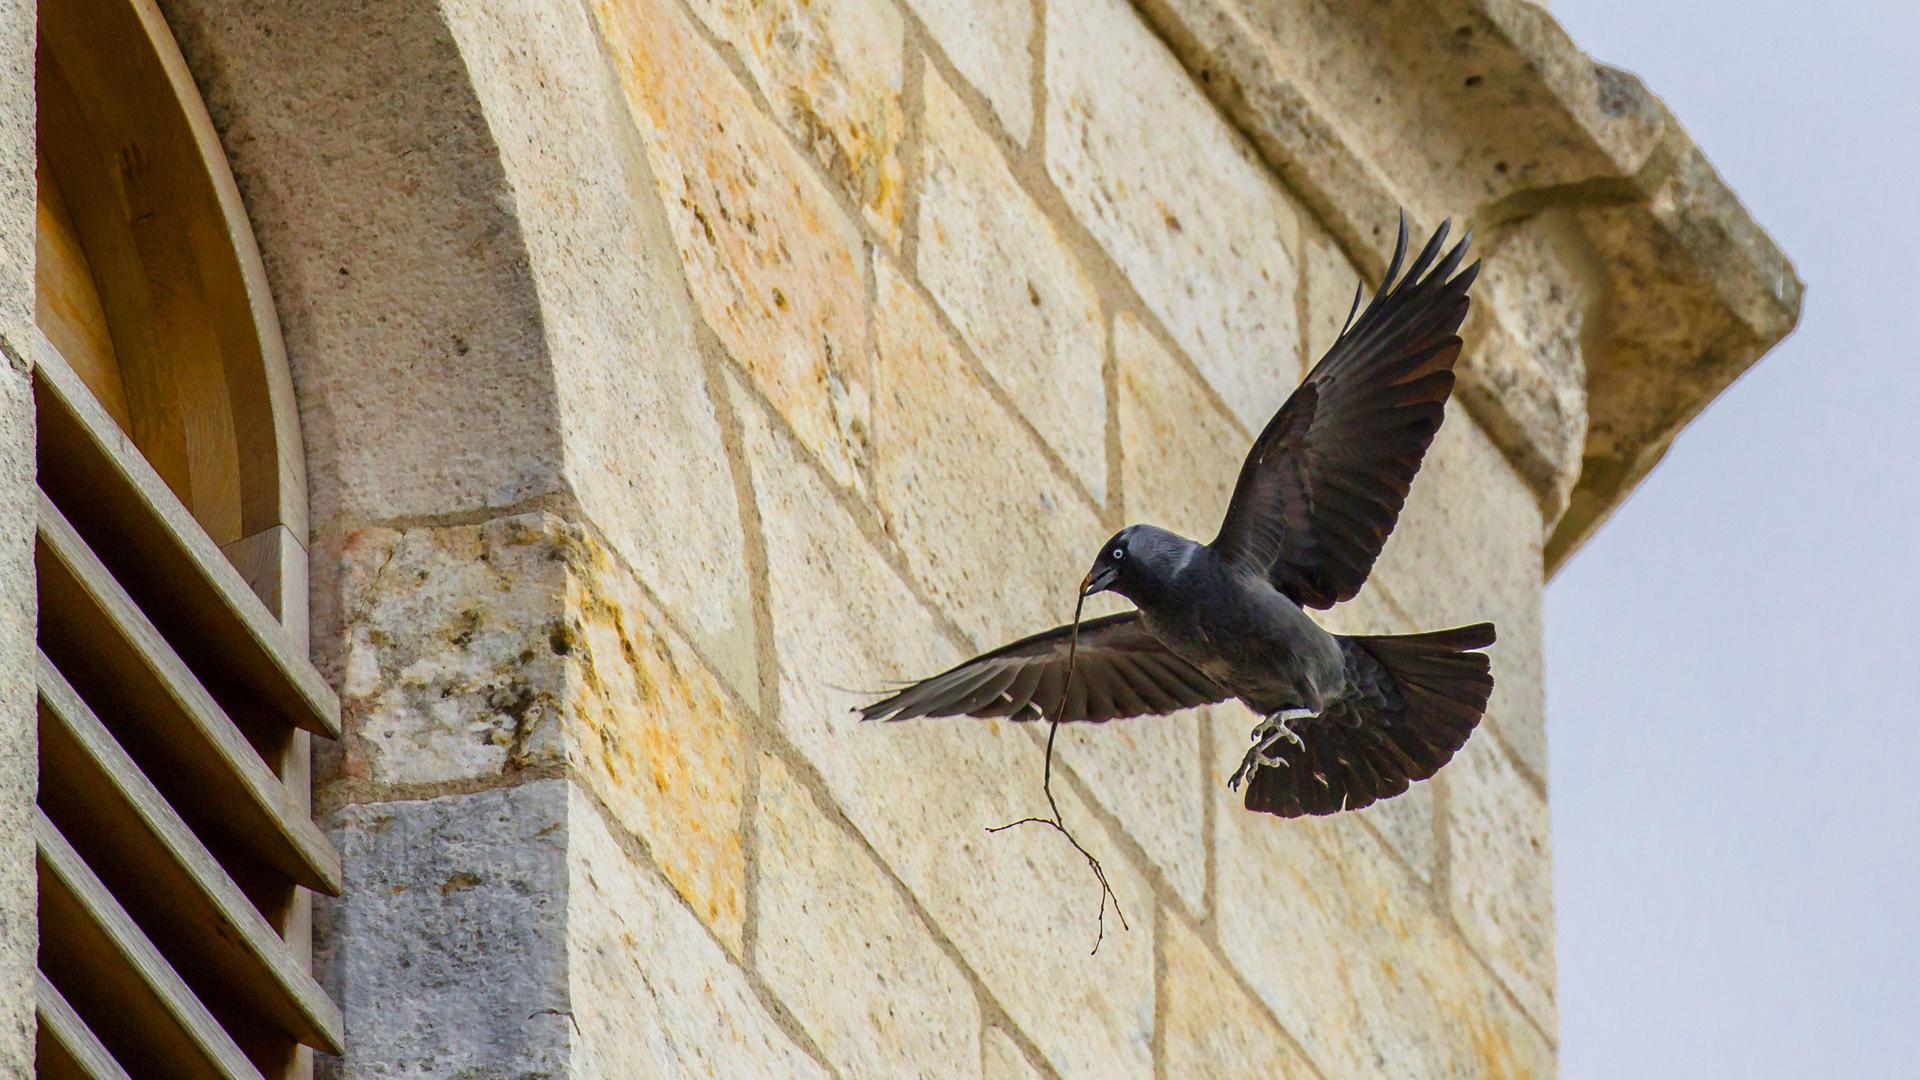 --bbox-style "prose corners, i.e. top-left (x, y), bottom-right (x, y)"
top-left (31, 0), bottom-right (344, 1076)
